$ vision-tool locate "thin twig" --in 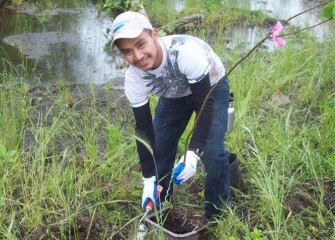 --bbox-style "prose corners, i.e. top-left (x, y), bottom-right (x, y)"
top-left (282, 0), bottom-right (331, 25)
top-left (280, 18), bottom-right (332, 37)
top-left (177, 0), bottom-right (333, 222)
top-left (184, 30), bottom-right (272, 156)
top-left (184, 0), bottom-right (333, 155)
